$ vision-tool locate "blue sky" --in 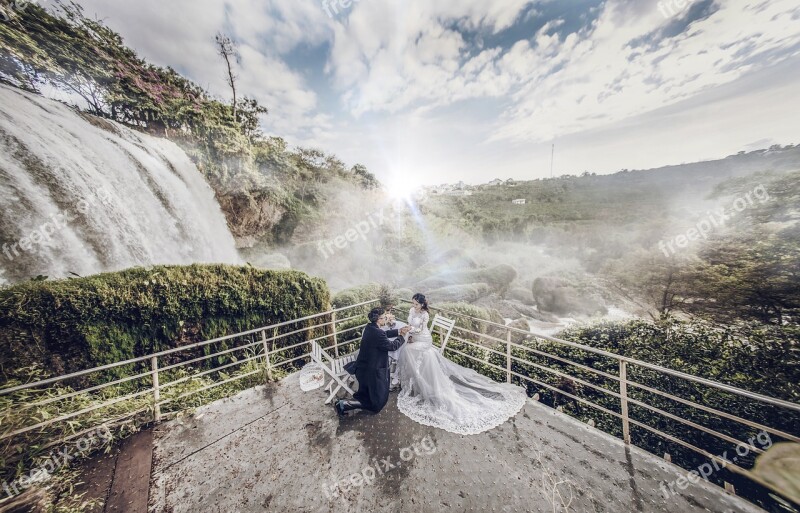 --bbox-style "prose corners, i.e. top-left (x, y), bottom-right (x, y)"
top-left (74, 0), bottom-right (800, 187)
